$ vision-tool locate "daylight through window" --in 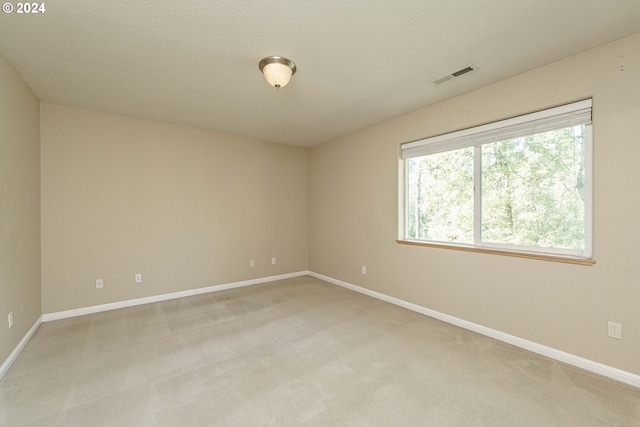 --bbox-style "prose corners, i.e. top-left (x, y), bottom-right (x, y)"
top-left (400, 100), bottom-right (592, 259)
